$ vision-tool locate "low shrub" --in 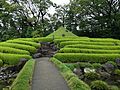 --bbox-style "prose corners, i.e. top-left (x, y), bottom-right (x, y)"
top-left (109, 85), bottom-right (119, 90)
top-left (0, 42), bottom-right (37, 54)
top-left (60, 41), bottom-right (115, 48)
top-left (0, 59), bottom-right (3, 67)
top-left (59, 48), bottom-right (120, 54)
top-left (6, 40), bottom-right (40, 48)
top-left (0, 46), bottom-right (30, 55)
top-left (65, 44), bottom-right (120, 50)
top-left (50, 58), bottom-right (91, 90)
top-left (0, 53), bottom-right (32, 65)
top-left (54, 53), bottom-right (120, 63)
top-left (33, 37), bottom-right (53, 42)
top-left (92, 63), bottom-right (102, 69)
top-left (10, 59), bottom-right (35, 90)
top-left (84, 72), bottom-right (100, 80)
top-left (90, 80), bottom-right (109, 90)
top-left (89, 38), bottom-right (119, 42)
